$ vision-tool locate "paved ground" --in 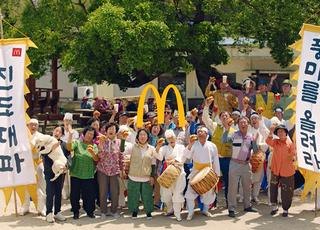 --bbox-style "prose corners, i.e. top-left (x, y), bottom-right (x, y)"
top-left (0, 189), bottom-right (320, 230)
